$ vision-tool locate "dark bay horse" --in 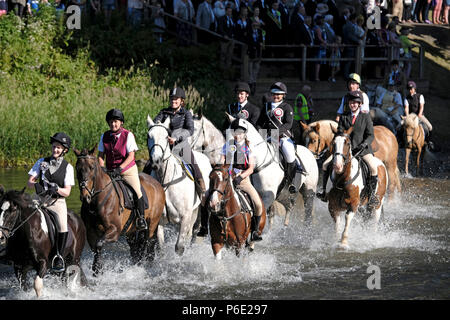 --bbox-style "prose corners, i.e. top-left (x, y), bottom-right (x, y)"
top-left (301, 120), bottom-right (401, 199)
top-left (74, 147), bottom-right (165, 274)
top-left (0, 186), bottom-right (86, 297)
top-left (327, 128), bottom-right (388, 249)
top-left (208, 165), bottom-right (266, 259)
top-left (401, 113), bottom-right (426, 176)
